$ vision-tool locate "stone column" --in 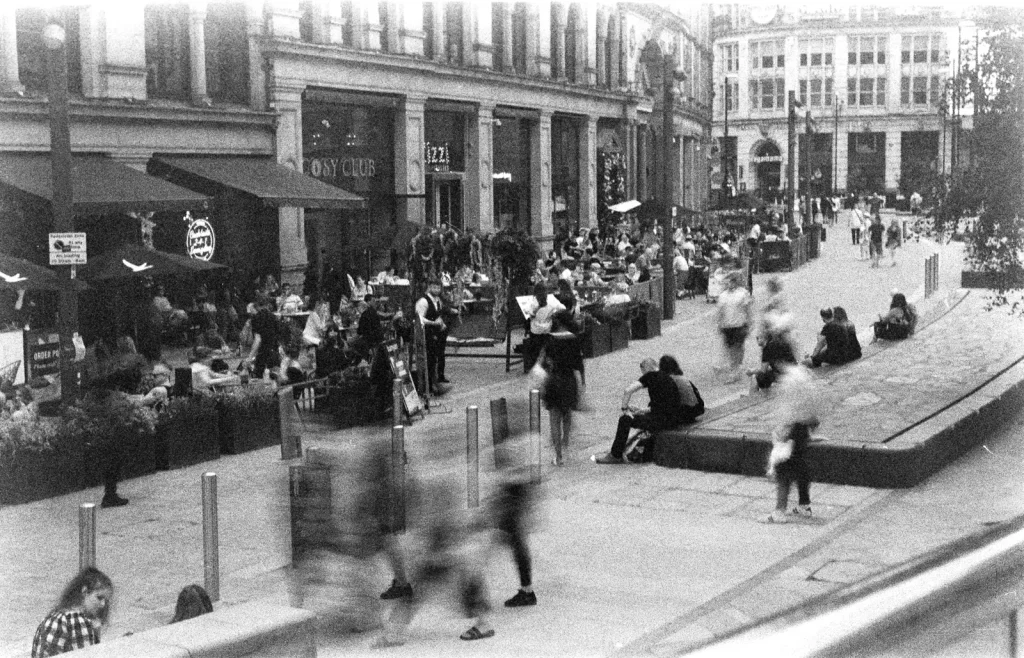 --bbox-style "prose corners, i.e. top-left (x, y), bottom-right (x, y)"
top-left (466, 104), bottom-right (495, 233)
top-left (188, 4), bottom-right (211, 106)
top-left (625, 111), bottom-right (638, 200)
top-left (524, 3), bottom-right (539, 76)
top-left (500, 3), bottom-right (513, 72)
top-left (396, 95), bottom-right (427, 227)
top-left (552, 3), bottom-right (567, 81)
top-left (835, 121), bottom-right (848, 192)
top-left (469, 3), bottom-right (493, 69)
top-left (595, 10), bottom-right (607, 88)
top-left (531, 111), bottom-right (554, 245)
top-left (0, 6), bottom-right (22, 94)
top-left (248, 4), bottom-right (267, 110)
top-left (584, 3), bottom-right (596, 85)
top-left (535, 0), bottom-right (551, 78)
top-left (608, 11), bottom-right (621, 90)
top-left (400, 0), bottom-right (425, 56)
top-left (578, 116), bottom-right (598, 229)
top-left (428, 1), bottom-right (443, 61)
top-left (270, 82), bottom-right (307, 286)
